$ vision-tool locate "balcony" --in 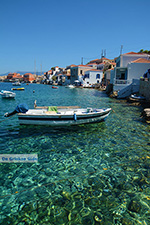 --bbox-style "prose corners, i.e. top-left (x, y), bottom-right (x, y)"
top-left (114, 79), bottom-right (132, 85)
